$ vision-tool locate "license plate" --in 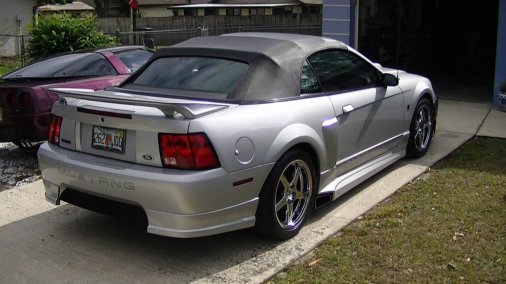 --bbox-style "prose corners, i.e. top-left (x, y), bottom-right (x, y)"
top-left (92, 126), bottom-right (126, 153)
